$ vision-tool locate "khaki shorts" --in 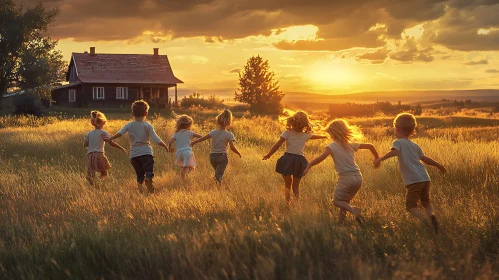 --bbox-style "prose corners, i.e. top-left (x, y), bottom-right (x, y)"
top-left (405, 181), bottom-right (431, 209)
top-left (334, 174), bottom-right (363, 203)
